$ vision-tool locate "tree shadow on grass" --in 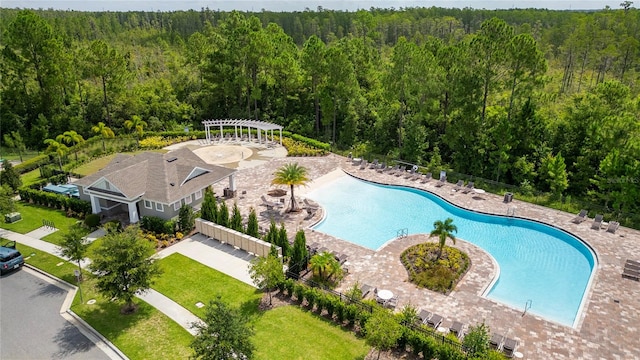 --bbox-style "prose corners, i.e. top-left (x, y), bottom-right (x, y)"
top-left (72, 298), bottom-right (154, 341)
